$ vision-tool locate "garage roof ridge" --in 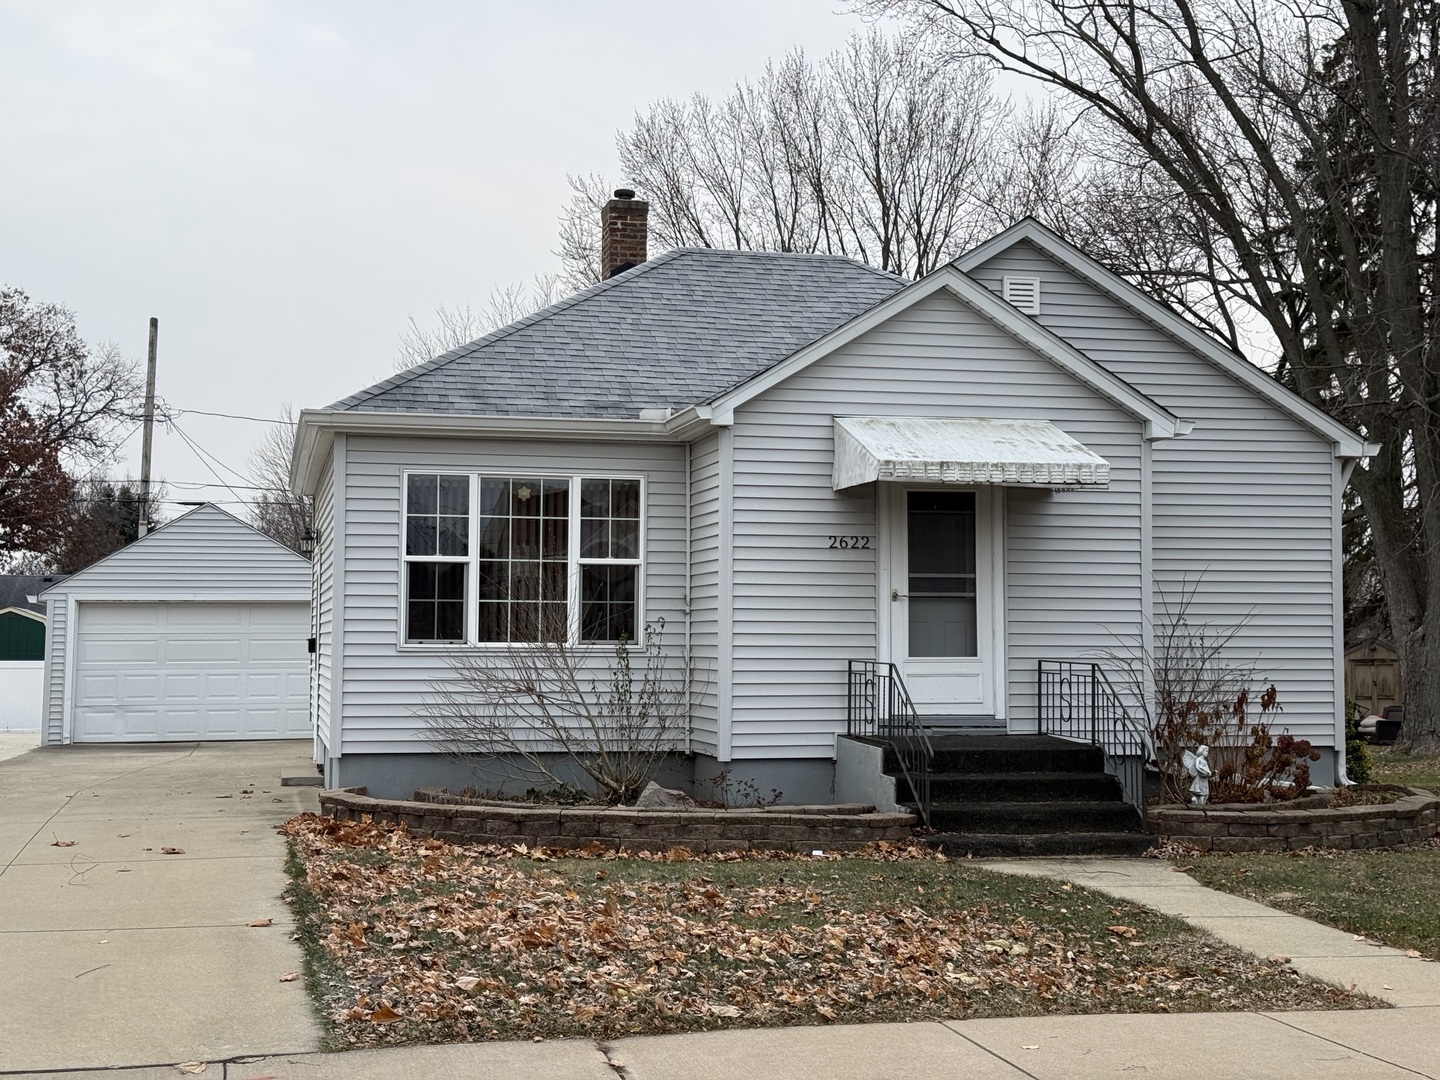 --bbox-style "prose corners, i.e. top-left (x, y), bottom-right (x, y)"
top-left (36, 503), bottom-right (308, 600)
